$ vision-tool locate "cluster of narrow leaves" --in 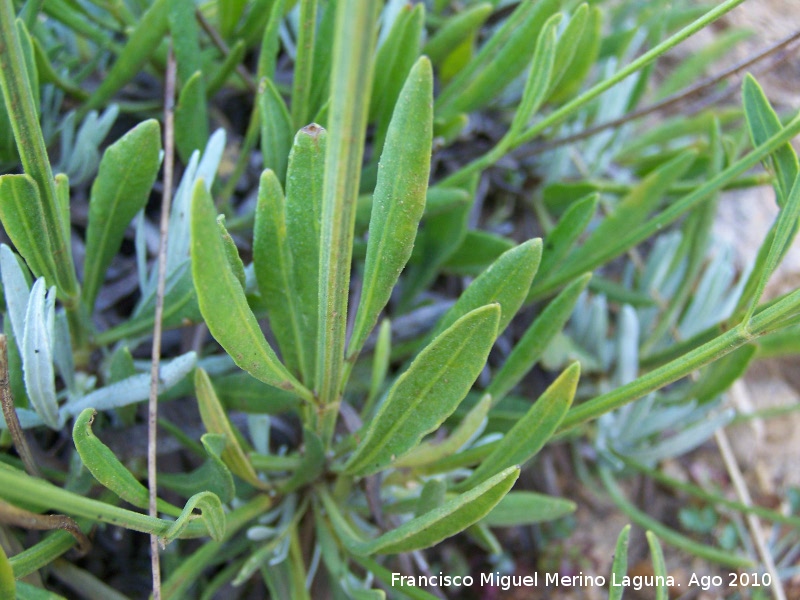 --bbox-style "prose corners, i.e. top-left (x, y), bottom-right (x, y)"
top-left (0, 0), bottom-right (800, 597)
